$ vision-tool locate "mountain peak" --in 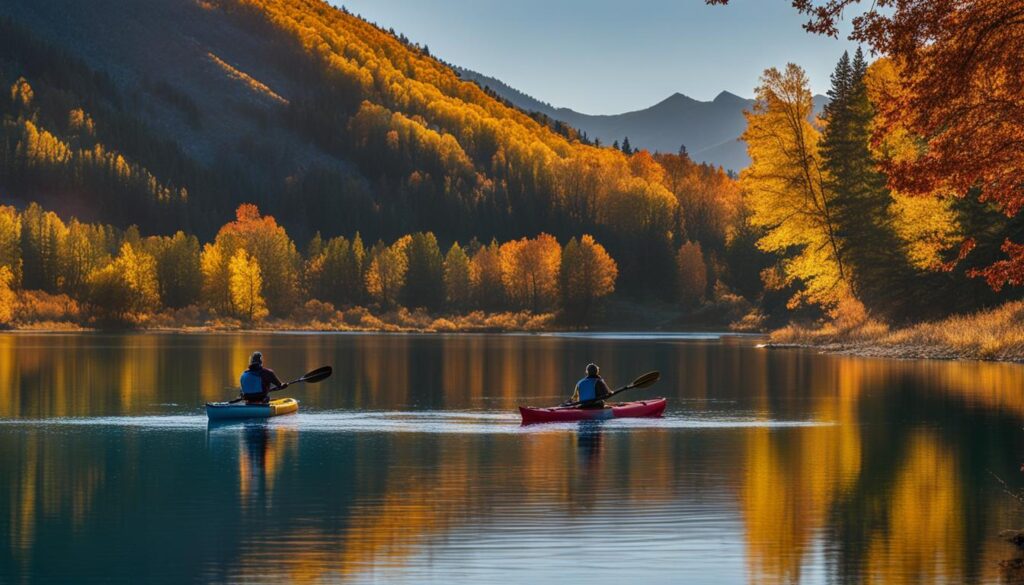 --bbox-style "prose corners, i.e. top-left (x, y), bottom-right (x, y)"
top-left (662, 92), bottom-right (697, 105)
top-left (713, 90), bottom-right (746, 104)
